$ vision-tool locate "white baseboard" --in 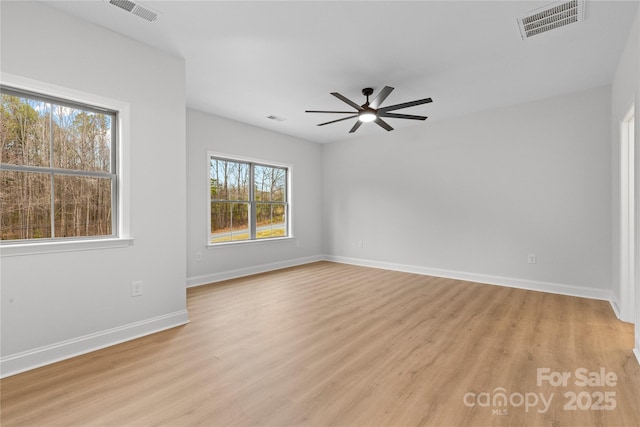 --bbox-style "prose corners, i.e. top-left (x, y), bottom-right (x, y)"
top-left (5, 255), bottom-right (627, 377)
top-left (325, 255), bottom-right (615, 302)
top-left (186, 255), bottom-right (325, 288)
top-left (609, 296), bottom-right (622, 320)
top-left (0, 310), bottom-right (189, 378)
top-left (609, 295), bottom-right (637, 324)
